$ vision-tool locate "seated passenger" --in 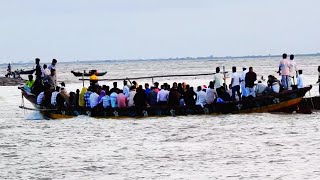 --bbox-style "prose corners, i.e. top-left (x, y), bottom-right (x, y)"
top-left (267, 75), bottom-right (280, 93)
top-left (147, 86), bottom-right (158, 106)
top-left (196, 86), bottom-right (206, 107)
top-left (168, 82), bottom-right (181, 108)
top-left (51, 86), bottom-right (60, 107)
top-left (84, 86), bottom-right (93, 109)
top-left (255, 81), bottom-right (268, 95)
top-left (219, 87), bottom-right (232, 102)
top-left (205, 81), bottom-right (217, 104)
top-left (157, 85), bottom-right (169, 105)
top-left (110, 89), bottom-right (118, 108)
top-left (100, 93), bottom-right (111, 109)
top-left (127, 86), bottom-right (137, 107)
top-left (297, 70), bottom-right (304, 89)
top-left (89, 88), bottom-right (99, 109)
top-left (117, 90), bottom-right (127, 108)
top-left (79, 87), bottom-right (87, 108)
top-left (37, 91), bottom-right (44, 106)
top-left (24, 75), bottom-right (35, 92)
top-left (184, 85), bottom-right (196, 106)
